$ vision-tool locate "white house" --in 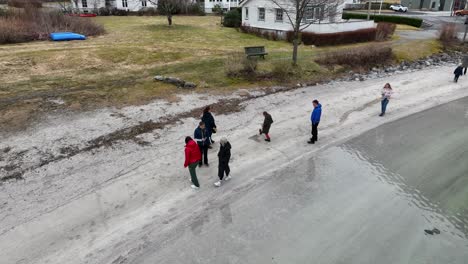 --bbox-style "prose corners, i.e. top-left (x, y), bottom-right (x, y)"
top-left (204, 0), bottom-right (240, 13)
top-left (239, 0), bottom-right (375, 35)
top-left (71, 0), bottom-right (157, 13)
